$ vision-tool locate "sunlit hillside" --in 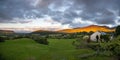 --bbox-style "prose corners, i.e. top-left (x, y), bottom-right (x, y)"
top-left (58, 25), bottom-right (115, 33)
